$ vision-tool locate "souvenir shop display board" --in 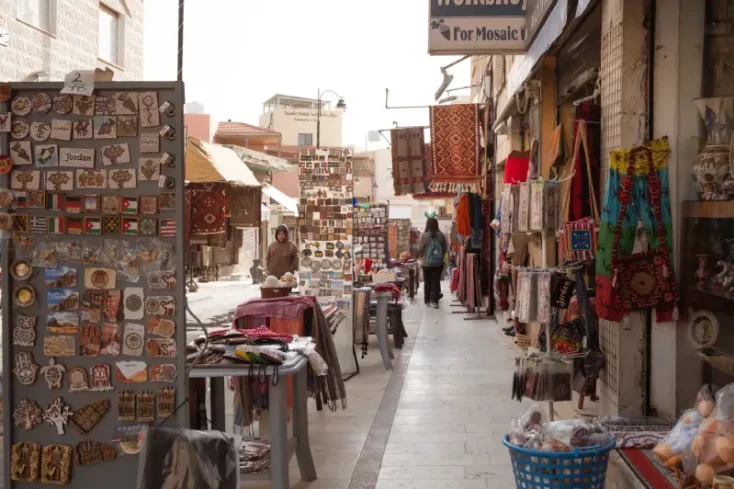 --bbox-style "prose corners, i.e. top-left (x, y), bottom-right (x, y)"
top-left (0, 82), bottom-right (187, 488)
top-left (354, 203), bottom-right (389, 270)
top-left (297, 148), bottom-right (356, 372)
